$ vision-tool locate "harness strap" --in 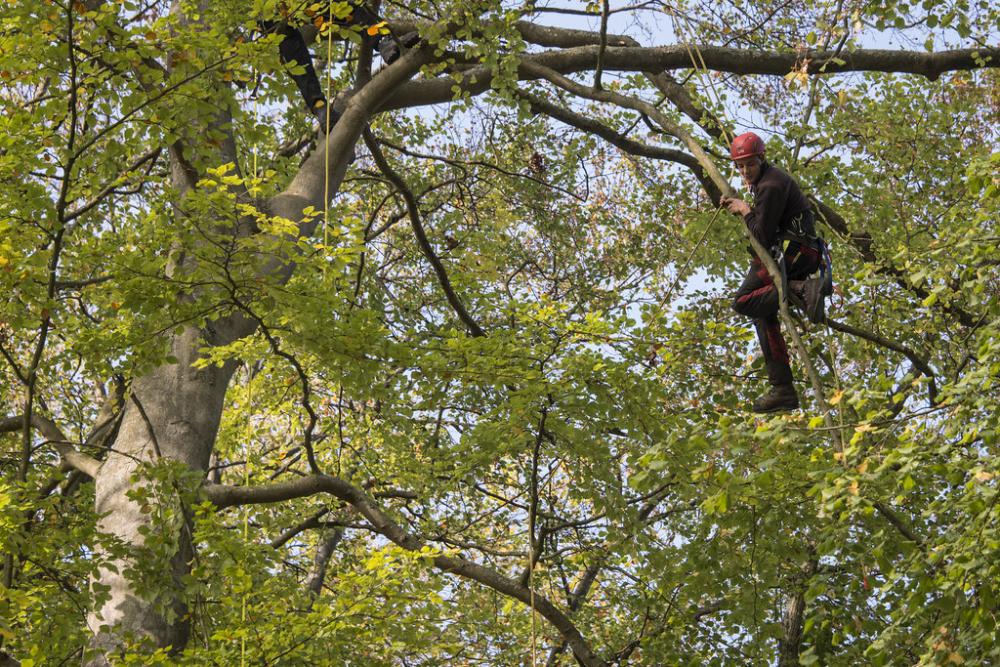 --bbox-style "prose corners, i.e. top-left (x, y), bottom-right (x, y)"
top-left (779, 208), bottom-right (819, 247)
